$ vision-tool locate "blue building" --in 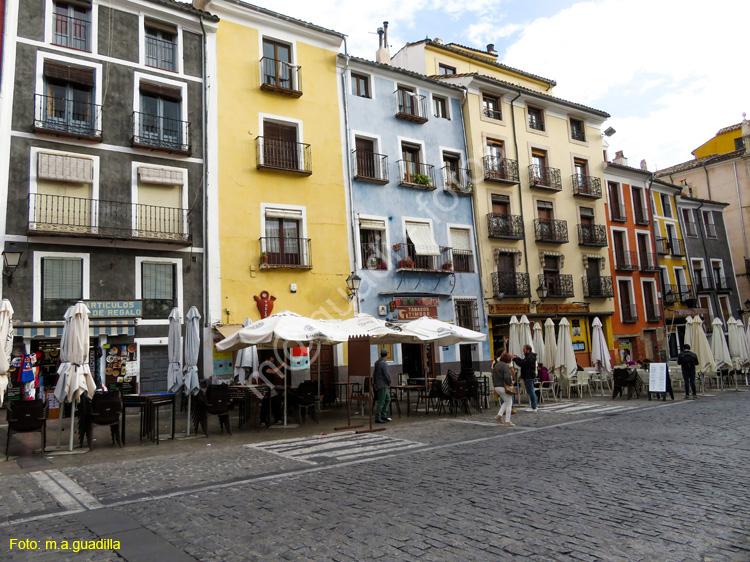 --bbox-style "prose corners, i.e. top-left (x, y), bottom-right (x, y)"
top-left (337, 53), bottom-right (490, 377)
